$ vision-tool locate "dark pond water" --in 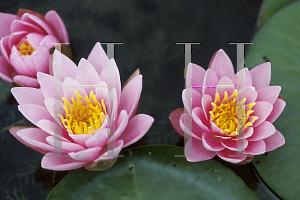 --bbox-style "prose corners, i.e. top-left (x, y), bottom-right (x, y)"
top-left (0, 0), bottom-right (282, 199)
